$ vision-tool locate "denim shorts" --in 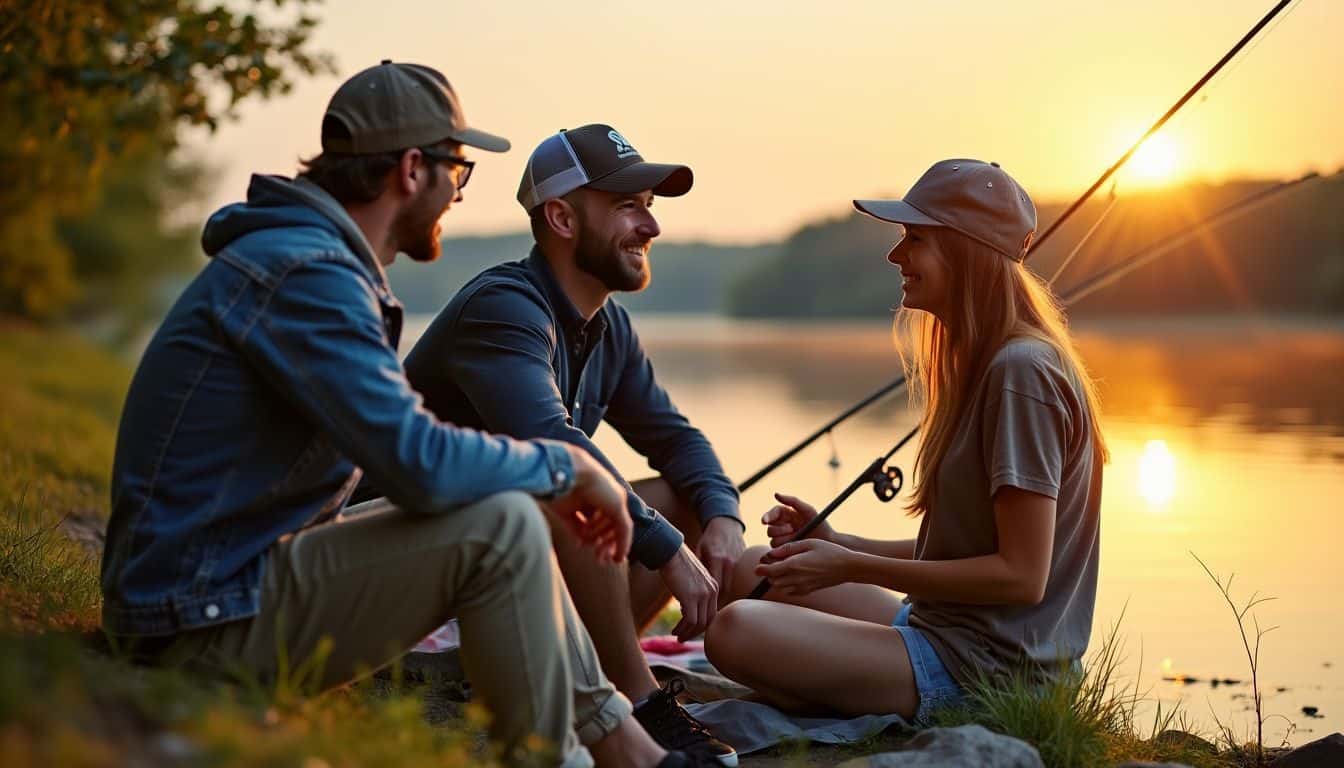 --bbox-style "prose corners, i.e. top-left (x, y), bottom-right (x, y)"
top-left (892, 603), bottom-right (964, 725)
